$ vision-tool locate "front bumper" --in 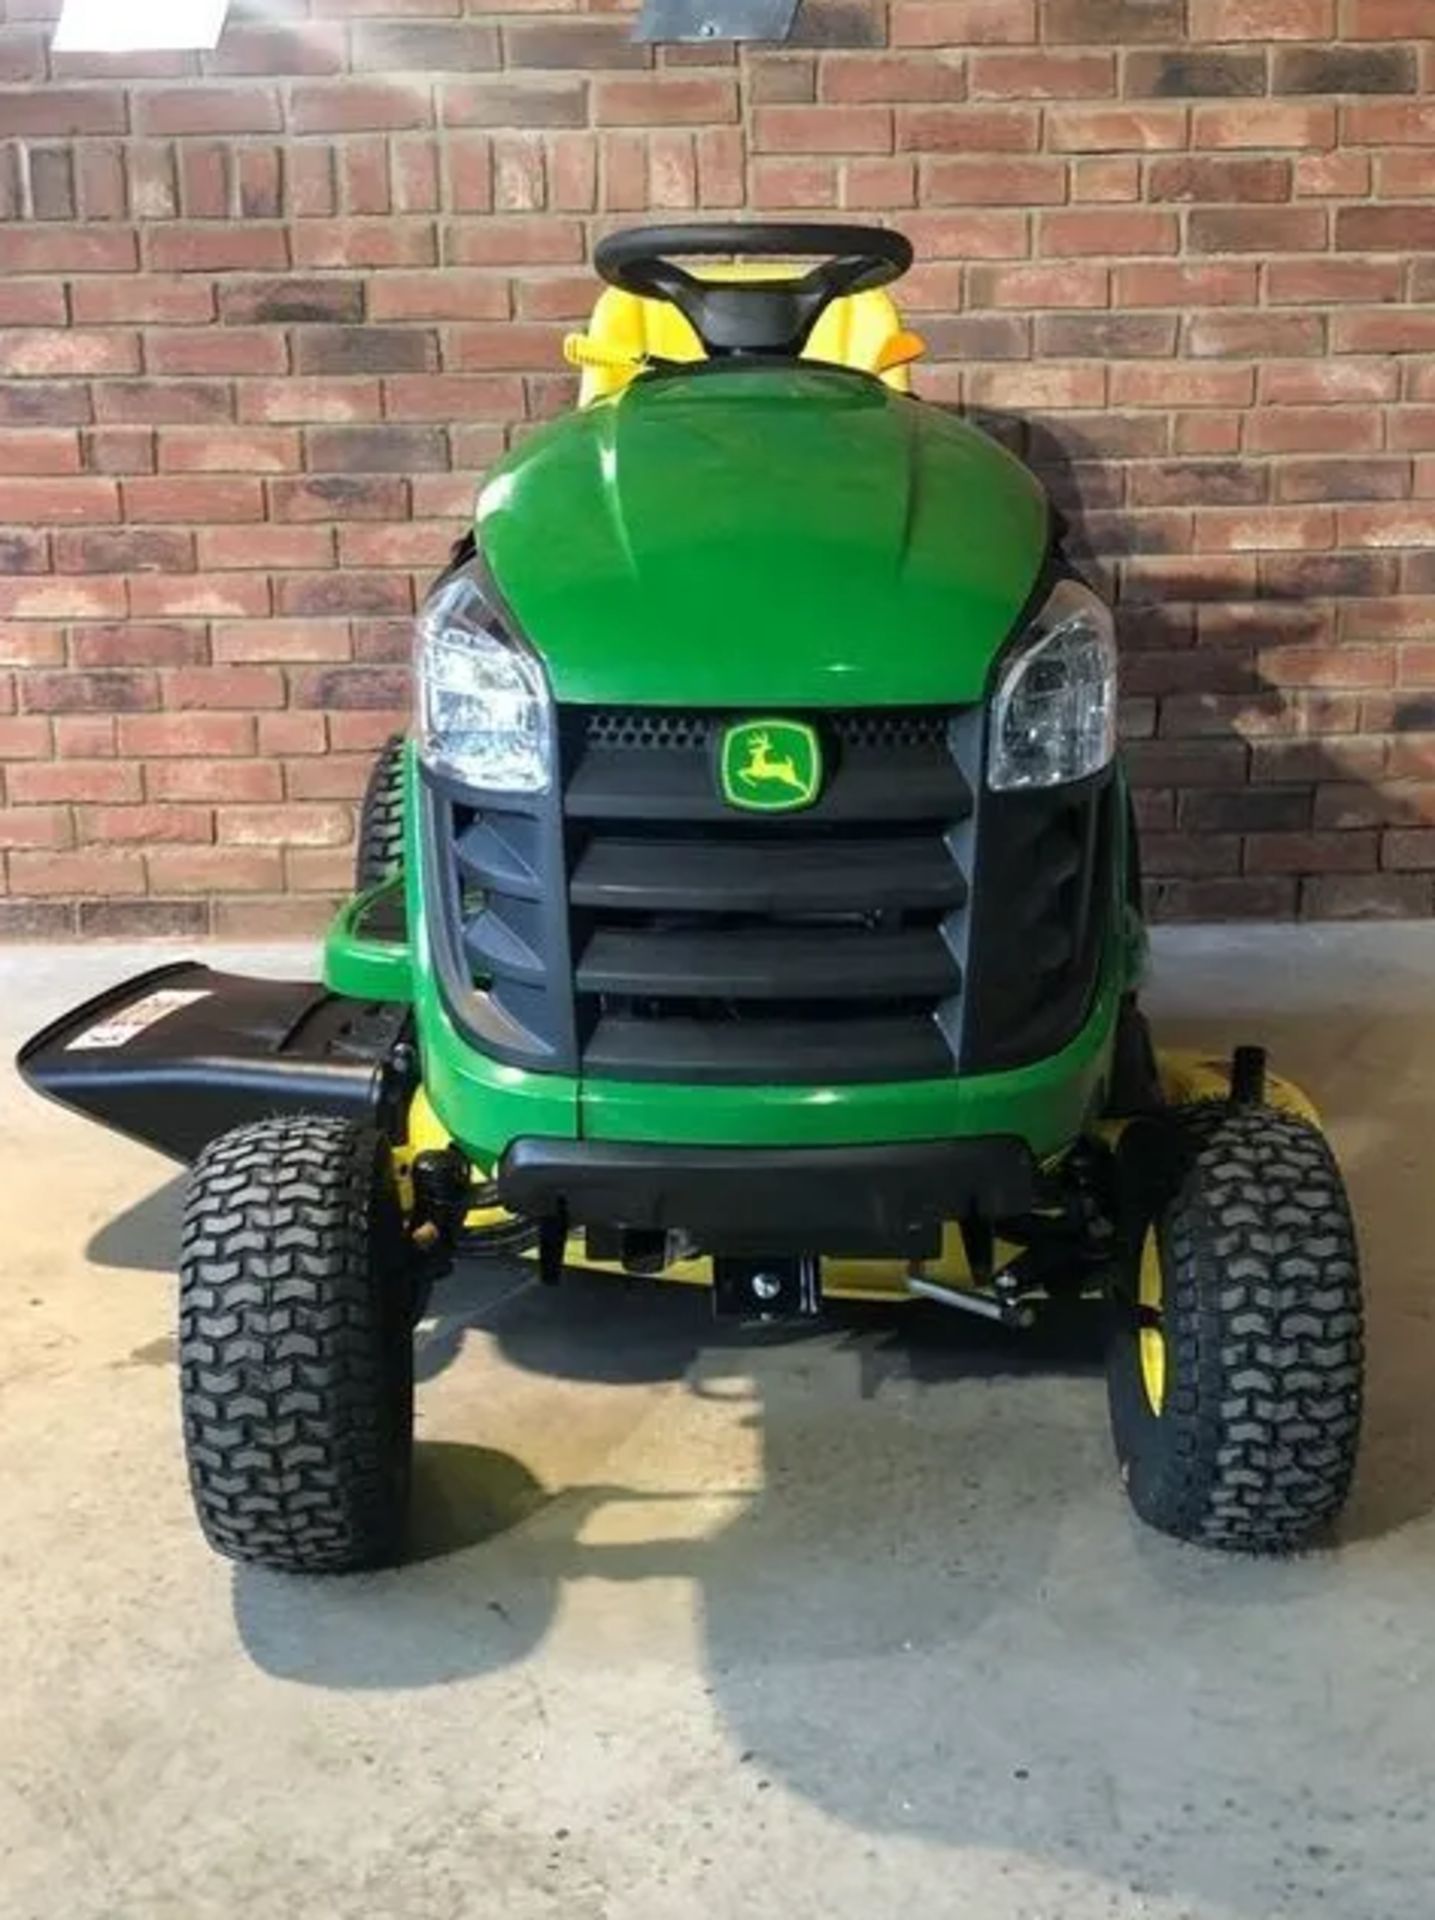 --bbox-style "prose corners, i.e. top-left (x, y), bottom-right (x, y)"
top-left (499, 1134), bottom-right (1036, 1252)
